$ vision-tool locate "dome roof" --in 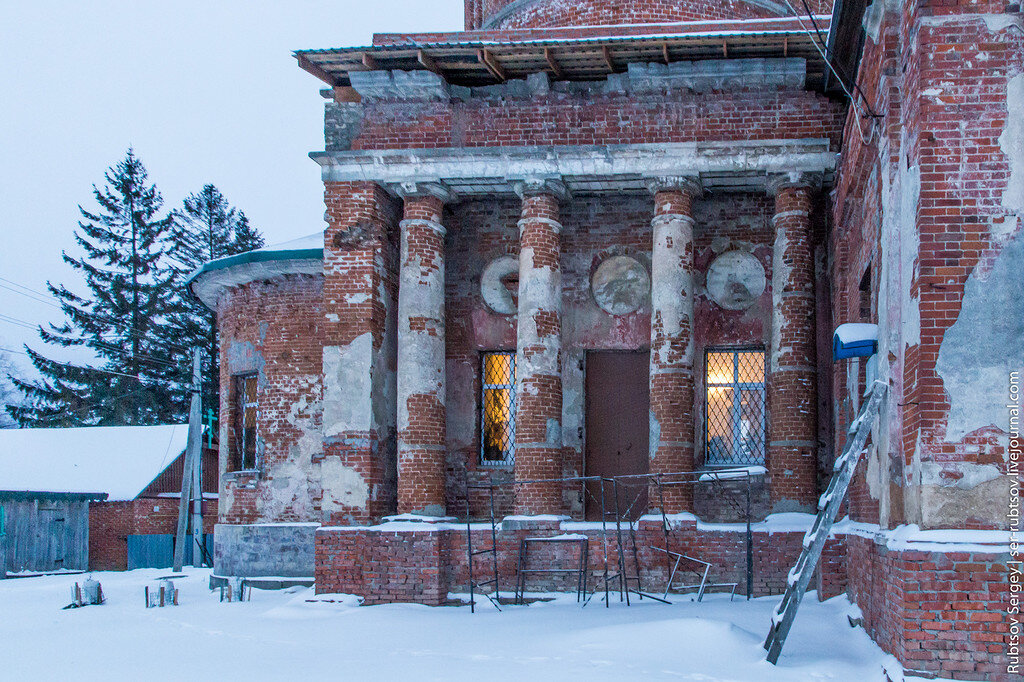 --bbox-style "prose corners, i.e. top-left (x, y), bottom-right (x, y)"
top-left (470, 0), bottom-right (832, 30)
